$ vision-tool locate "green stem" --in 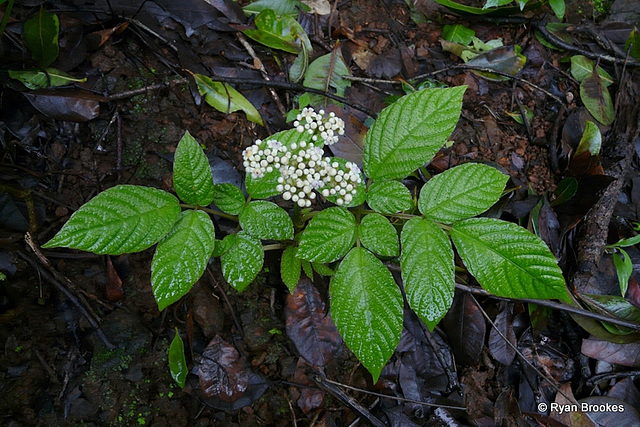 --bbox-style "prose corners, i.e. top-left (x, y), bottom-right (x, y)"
top-left (263, 243), bottom-right (285, 251)
top-left (180, 204), bottom-right (238, 221)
